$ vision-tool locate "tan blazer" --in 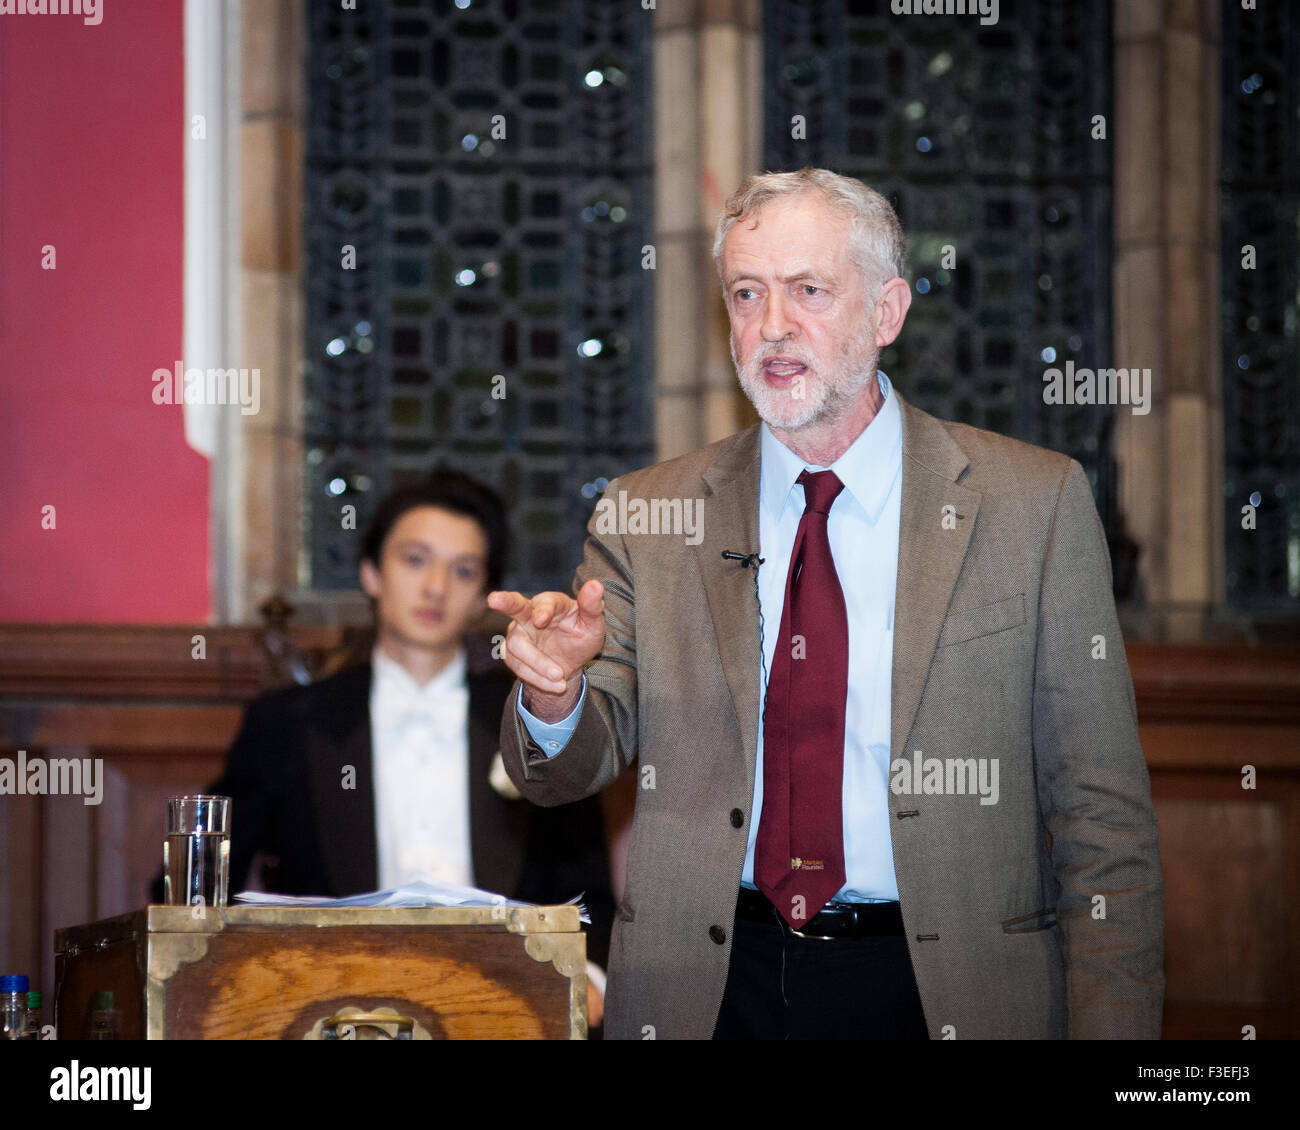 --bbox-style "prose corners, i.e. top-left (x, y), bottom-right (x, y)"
top-left (501, 390), bottom-right (1164, 1040)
